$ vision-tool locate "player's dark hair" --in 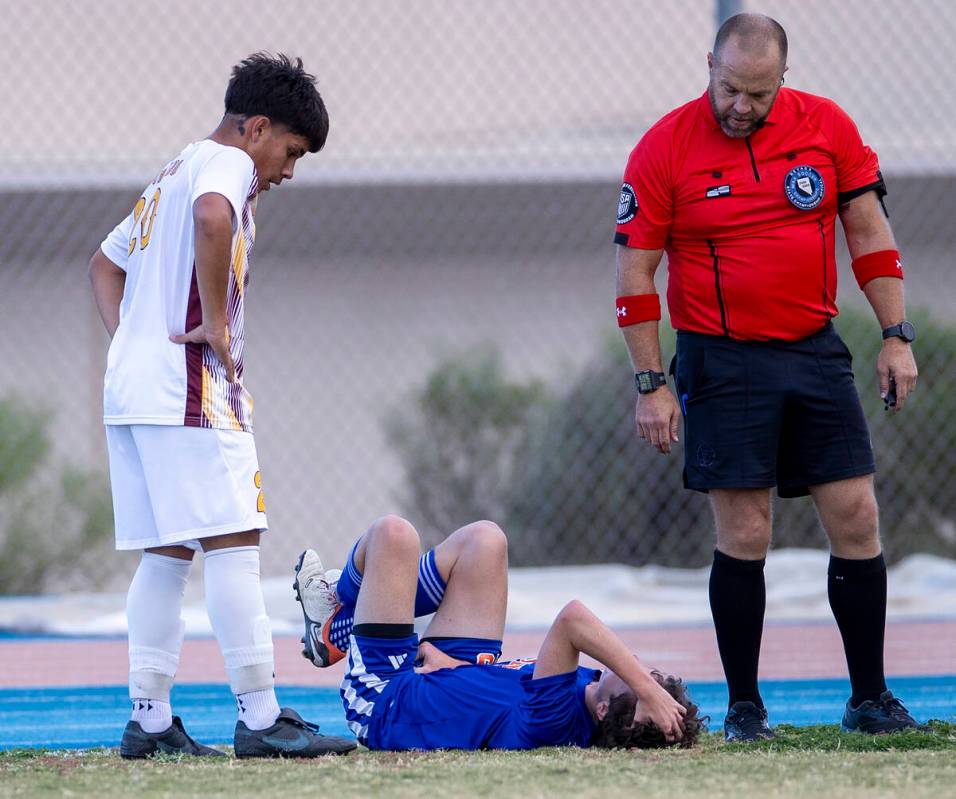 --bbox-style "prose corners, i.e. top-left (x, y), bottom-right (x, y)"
top-left (590, 671), bottom-right (708, 749)
top-left (224, 52), bottom-right (329, 152)
top-left (714, 13), bottom-right (788, 65)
